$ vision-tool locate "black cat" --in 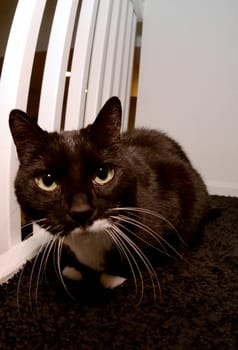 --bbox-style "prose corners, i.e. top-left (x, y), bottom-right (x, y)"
top-left (9, 97), bottom-right (208, 291)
